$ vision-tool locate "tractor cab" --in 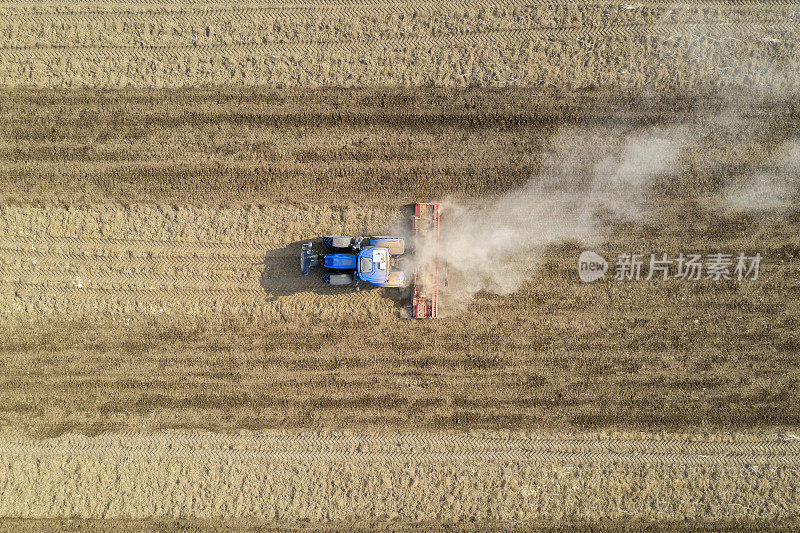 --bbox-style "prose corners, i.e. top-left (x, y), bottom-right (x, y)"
top-left (357, 247), bottom-right (389, 285)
